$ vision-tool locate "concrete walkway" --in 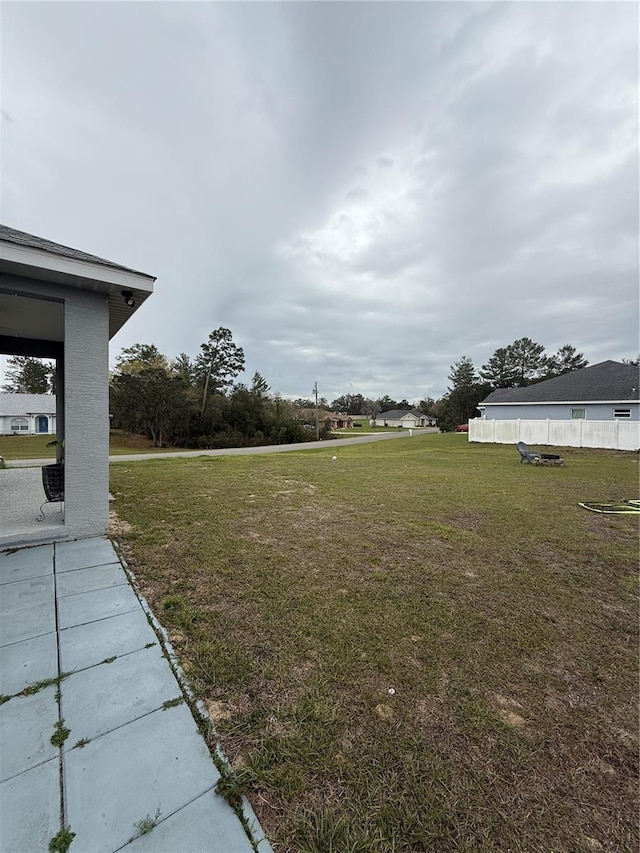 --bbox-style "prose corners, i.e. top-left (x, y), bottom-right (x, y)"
top-left (0, 537), bottom-right (271, 853)
top-left (0, 466), bottom-right (64, 542)
top-left (6, 427), bottom-right (438, 468)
